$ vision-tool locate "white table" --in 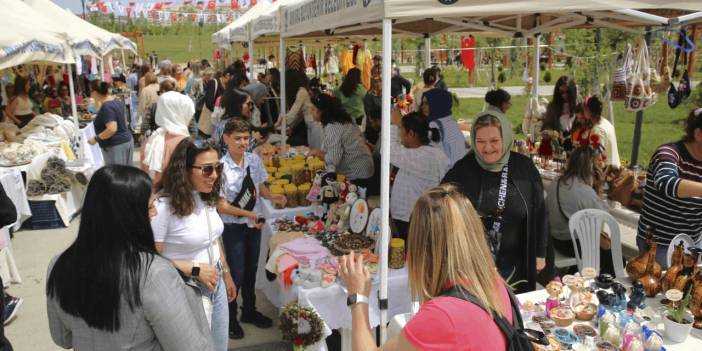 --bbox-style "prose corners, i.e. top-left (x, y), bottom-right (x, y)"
top-left (255, 199), bottom-right (412, 351)
top-left (517, 288), bottom-right (702, 350)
